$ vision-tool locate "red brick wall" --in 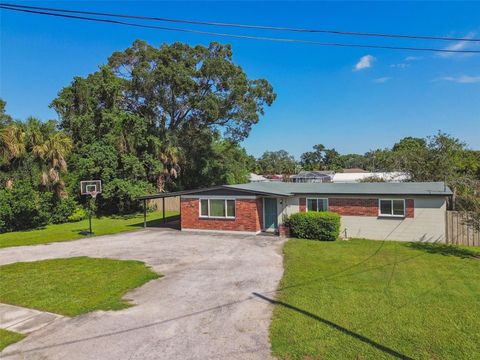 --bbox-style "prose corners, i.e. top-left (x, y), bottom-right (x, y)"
top-left (279, 224), bottom-right (290, 237)
top-left (181, 198), bottom-right (262, 232)
top-left (257, 198), bottom-right (263, 230)
top-left (328, 197), bottom-right (414, 217)
top-left (329, 198), bottom-right (378, 216)
top-left (299, 198), bottom-right (306, 212)
top-left (406, 199), bottom-right (414, 218)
